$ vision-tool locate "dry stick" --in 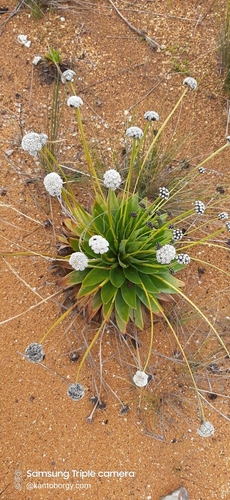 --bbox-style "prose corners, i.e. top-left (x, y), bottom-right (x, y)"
top-left (108, 0), bottom-right (161, 50)
top-left (0, 1), bottom-right (23, 34)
